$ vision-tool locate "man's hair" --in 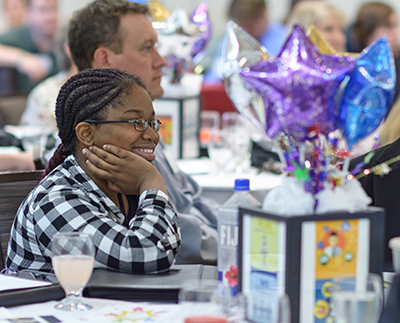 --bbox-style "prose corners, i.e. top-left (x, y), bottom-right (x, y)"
top-left (228, 0), bottom-right (266, 22)
top-left (68, 0), bottom-right (149, 72)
